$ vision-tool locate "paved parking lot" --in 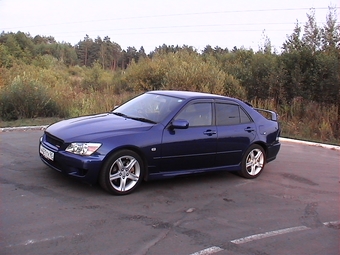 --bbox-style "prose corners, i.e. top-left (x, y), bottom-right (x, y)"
top-left (1, 130), bottom-right (339, 255)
